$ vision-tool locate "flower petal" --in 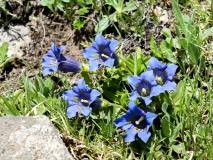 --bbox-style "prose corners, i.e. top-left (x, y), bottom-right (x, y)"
top-left (42, 68), bottom-right (53, 76)
top-left (102, 58), bottom-right (114, 67)
top-left (89, 59), bottom-right (101, 71)
top-left (46, 50), bottom-right (56, 58)
top-left (67, 105), bottom-right (79, 118)
top-left (128, 101), bottom-right (145, 116)
top-left (166, 64), bottom-right (178, 77)
top-left (148, 57), bottom-right (165, 70)
top-left (42, 56), bottom-right (57, 68)
top-left (58, 55), bottom-right (82, 73)
top-left (128, 76), bottom-right (140, 89)
top-left (125, 126), bottom-right (138, 142)
top-left (138, 129), bottom-right (151, 143)
top-left (90, 89), bottom-right (101, 104)
top-left (95, 34), bottom-right (106, 46)
top-left (83, 47), bottom-right (99, 59)
top-left (129, 91), bottom-right (139, 101)
top-left (77, 78), bottom-right (88, 92)
top-left (140, 70), bottom-right (155, 82)
top-left (90, 97), bottom-right (102, 110)
top-left (109, 39), bottom-right (119, 52)
top-left (146, 112), bottom-right (157, 126)
top-left (62, 90), bottom-right (78, 102)
top-left (59, 45), bottom-right (66, 53)
top-left (142, 96), bottom-right (152, 105)
top-left (51, 42), bottom-right (61, 58)
top-left (114, 110), bottom-right (132, 127)
top-left (163, 81), bottom-right (176, 91)
top-left (81, 106), bottom-right (92, 117)
top-left (150, 85), bottom-right (164, 97)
